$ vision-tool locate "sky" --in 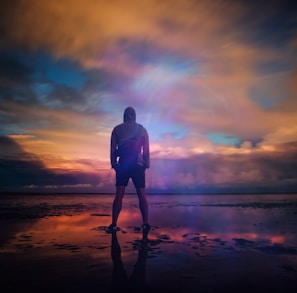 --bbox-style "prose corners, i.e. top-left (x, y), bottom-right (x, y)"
top-left (0, 0), bottom-right (297, 194)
